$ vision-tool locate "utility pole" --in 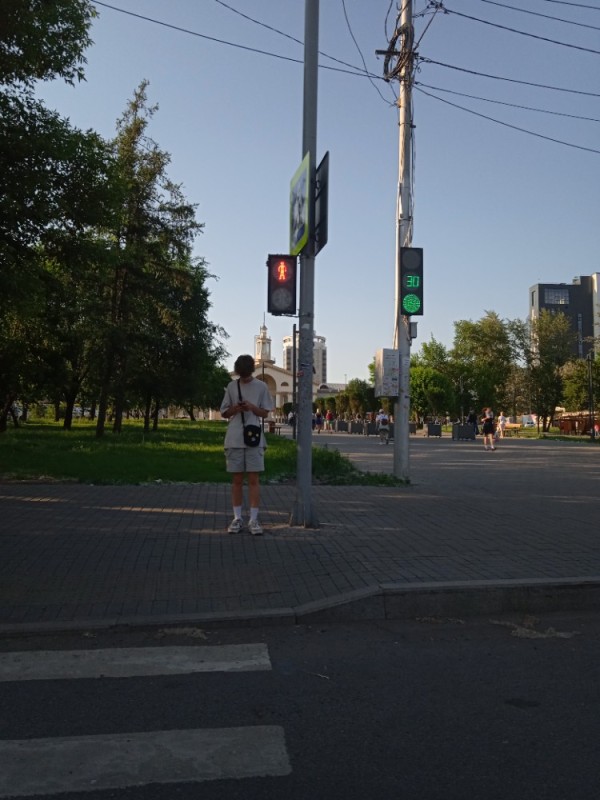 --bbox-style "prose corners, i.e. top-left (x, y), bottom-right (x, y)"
top-left (292, 0), bottom-right (319, 526)
top-left (380, 1), bottom-right (415, 481)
